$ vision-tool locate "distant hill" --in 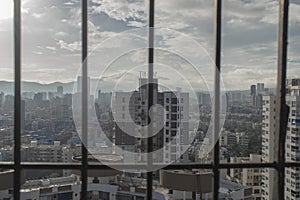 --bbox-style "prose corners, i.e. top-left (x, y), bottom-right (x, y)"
top-left (0, 81), bottom-right (75, 95)
top-left (1, 80), bottom-right (270, 96)
top-left (0, 79), bottom-right (113, 95)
